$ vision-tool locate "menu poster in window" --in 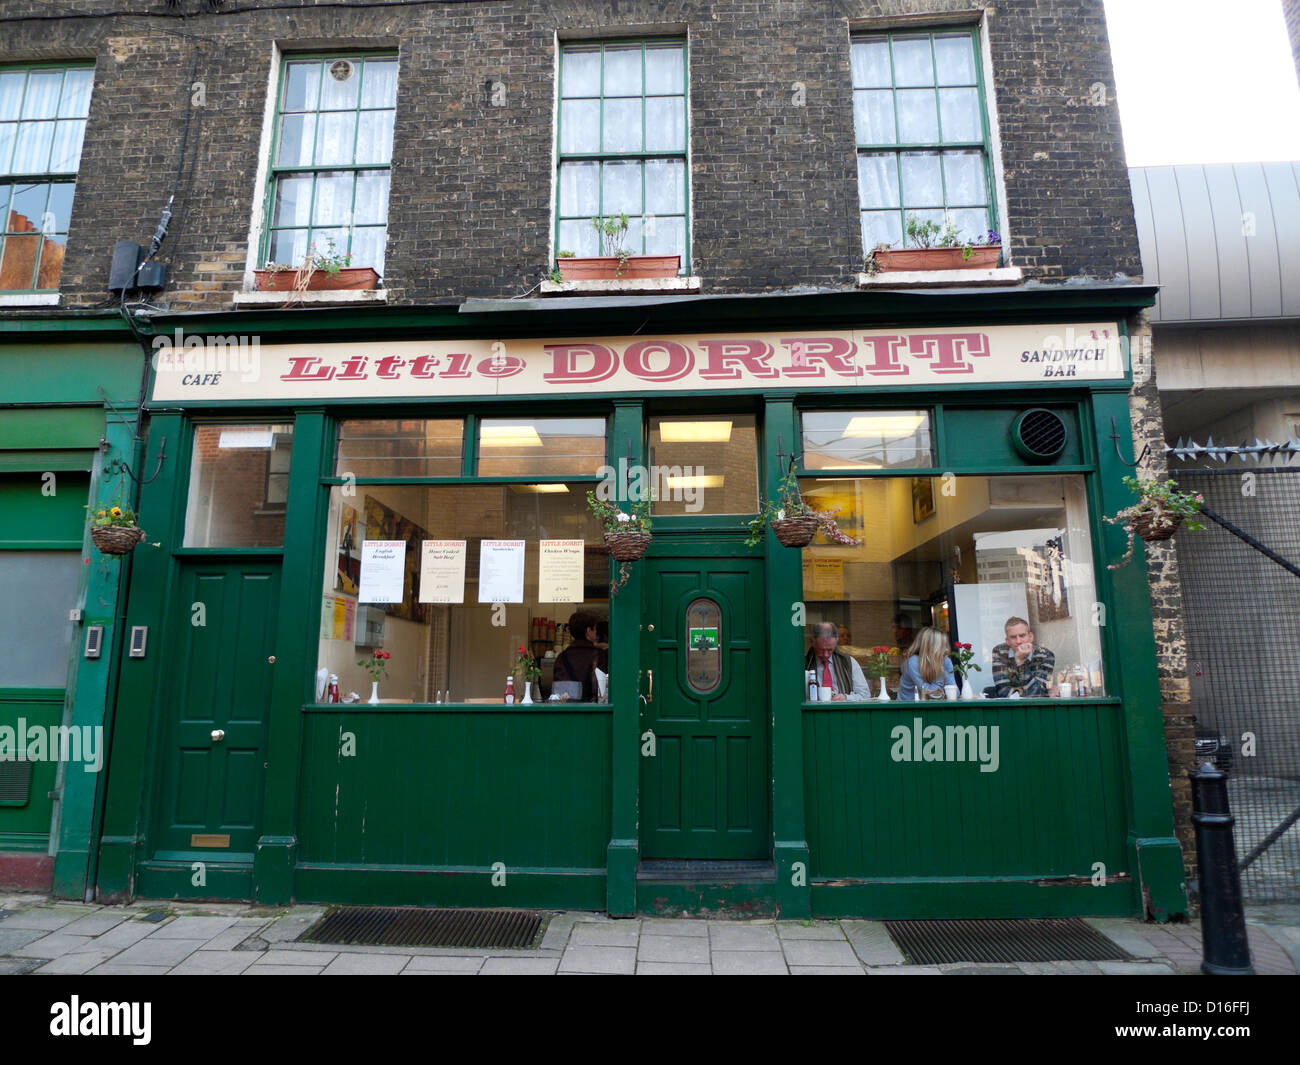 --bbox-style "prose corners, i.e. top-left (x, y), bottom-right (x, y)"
top-left (478, 539), bottom-right (525, 603)
top-left (810, 557), bottom-right (844, 600)
top-left (321, 594), bottom-right (335, 639)
top-left (363, 495), bottom-right (430, 622)
top-left (419, 540), bottom-right (467, 603)
top-left (538, 539), bottom-right (584, 603)
top-left (358, 540), bottom-right (407, 604)
top-left (332, 596), bottom-right (346, 639)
